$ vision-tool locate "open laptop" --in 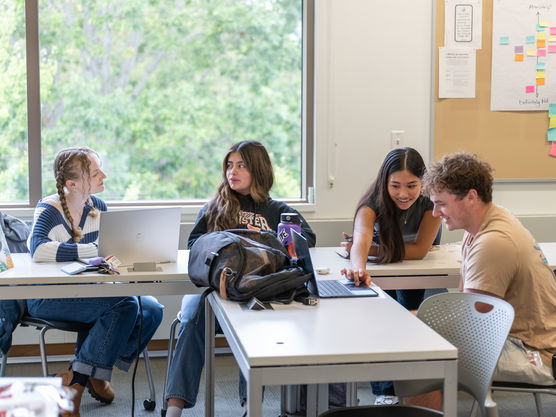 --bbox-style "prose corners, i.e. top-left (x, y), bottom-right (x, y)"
top-left (97, 207), bottom-right (181, 271)
top-left (292, 230), bottom-right (378, 298)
